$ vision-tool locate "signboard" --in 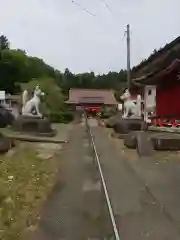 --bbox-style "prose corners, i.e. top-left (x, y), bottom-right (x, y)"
top-left (144, 85), bottom-right (156, 122)
top-left (144, 86), bottom-right (156, 109)
top-left (0, 91), bottom-right (5, 100)
top-left (118, 103), bottom-right (122, 111)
